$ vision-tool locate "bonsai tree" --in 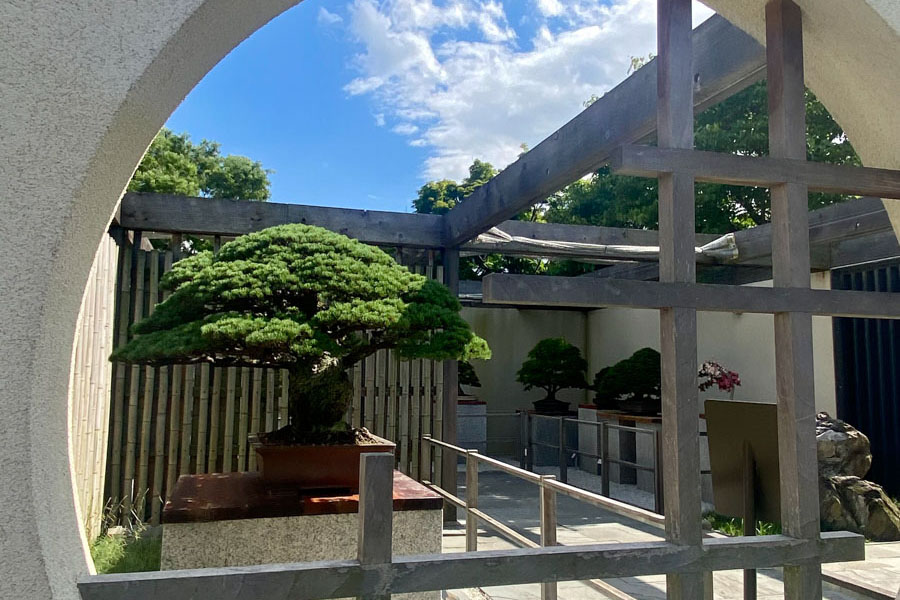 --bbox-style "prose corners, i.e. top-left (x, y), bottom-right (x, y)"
top-left (112, 223), bottom-right (490, 445)
top-left (593, 348), bottom-right (661, 414)
top-left (516, 338), bottom-right (587, 414)
top-left (458, 360), bottom-right (482, 396)
top-left (698, 360), bottom-right (741, 399)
